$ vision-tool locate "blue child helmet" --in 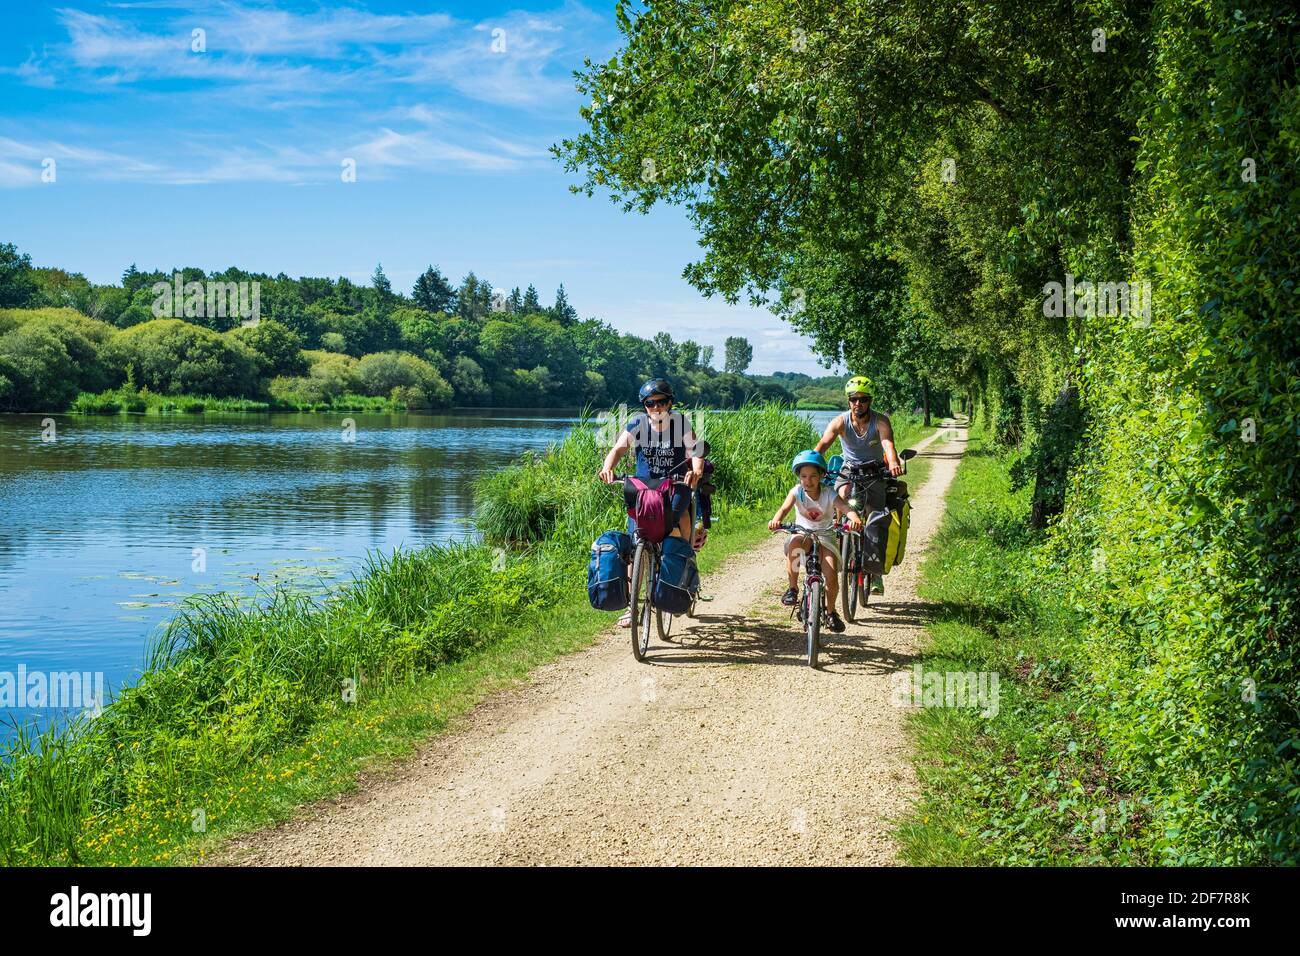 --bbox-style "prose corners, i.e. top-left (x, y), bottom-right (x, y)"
top-left (791, 449), bottom-right (828, 475)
